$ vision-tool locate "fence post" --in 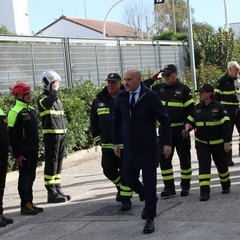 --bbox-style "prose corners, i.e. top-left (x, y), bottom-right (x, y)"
top-left (95, 46), bottom-right (100, 87)
top-left (63, 37), bottom-right (73, 87)
top-left (117, 40), bottom-right (124, 76)
top-left (30, 44), bottom-right (36, 89)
